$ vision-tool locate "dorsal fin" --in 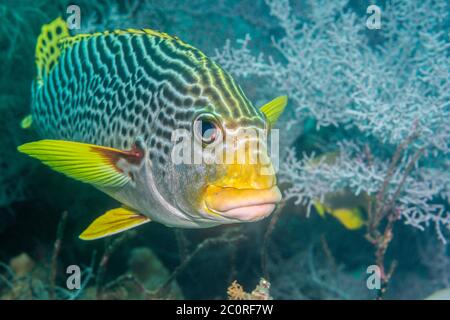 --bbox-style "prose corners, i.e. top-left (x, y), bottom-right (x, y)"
top-left (35, 17), bottom-right (70, 80)
top-left (59, 28), bottom-right (187, 50)
top-left (36, 18), bottom-right (192, 79)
